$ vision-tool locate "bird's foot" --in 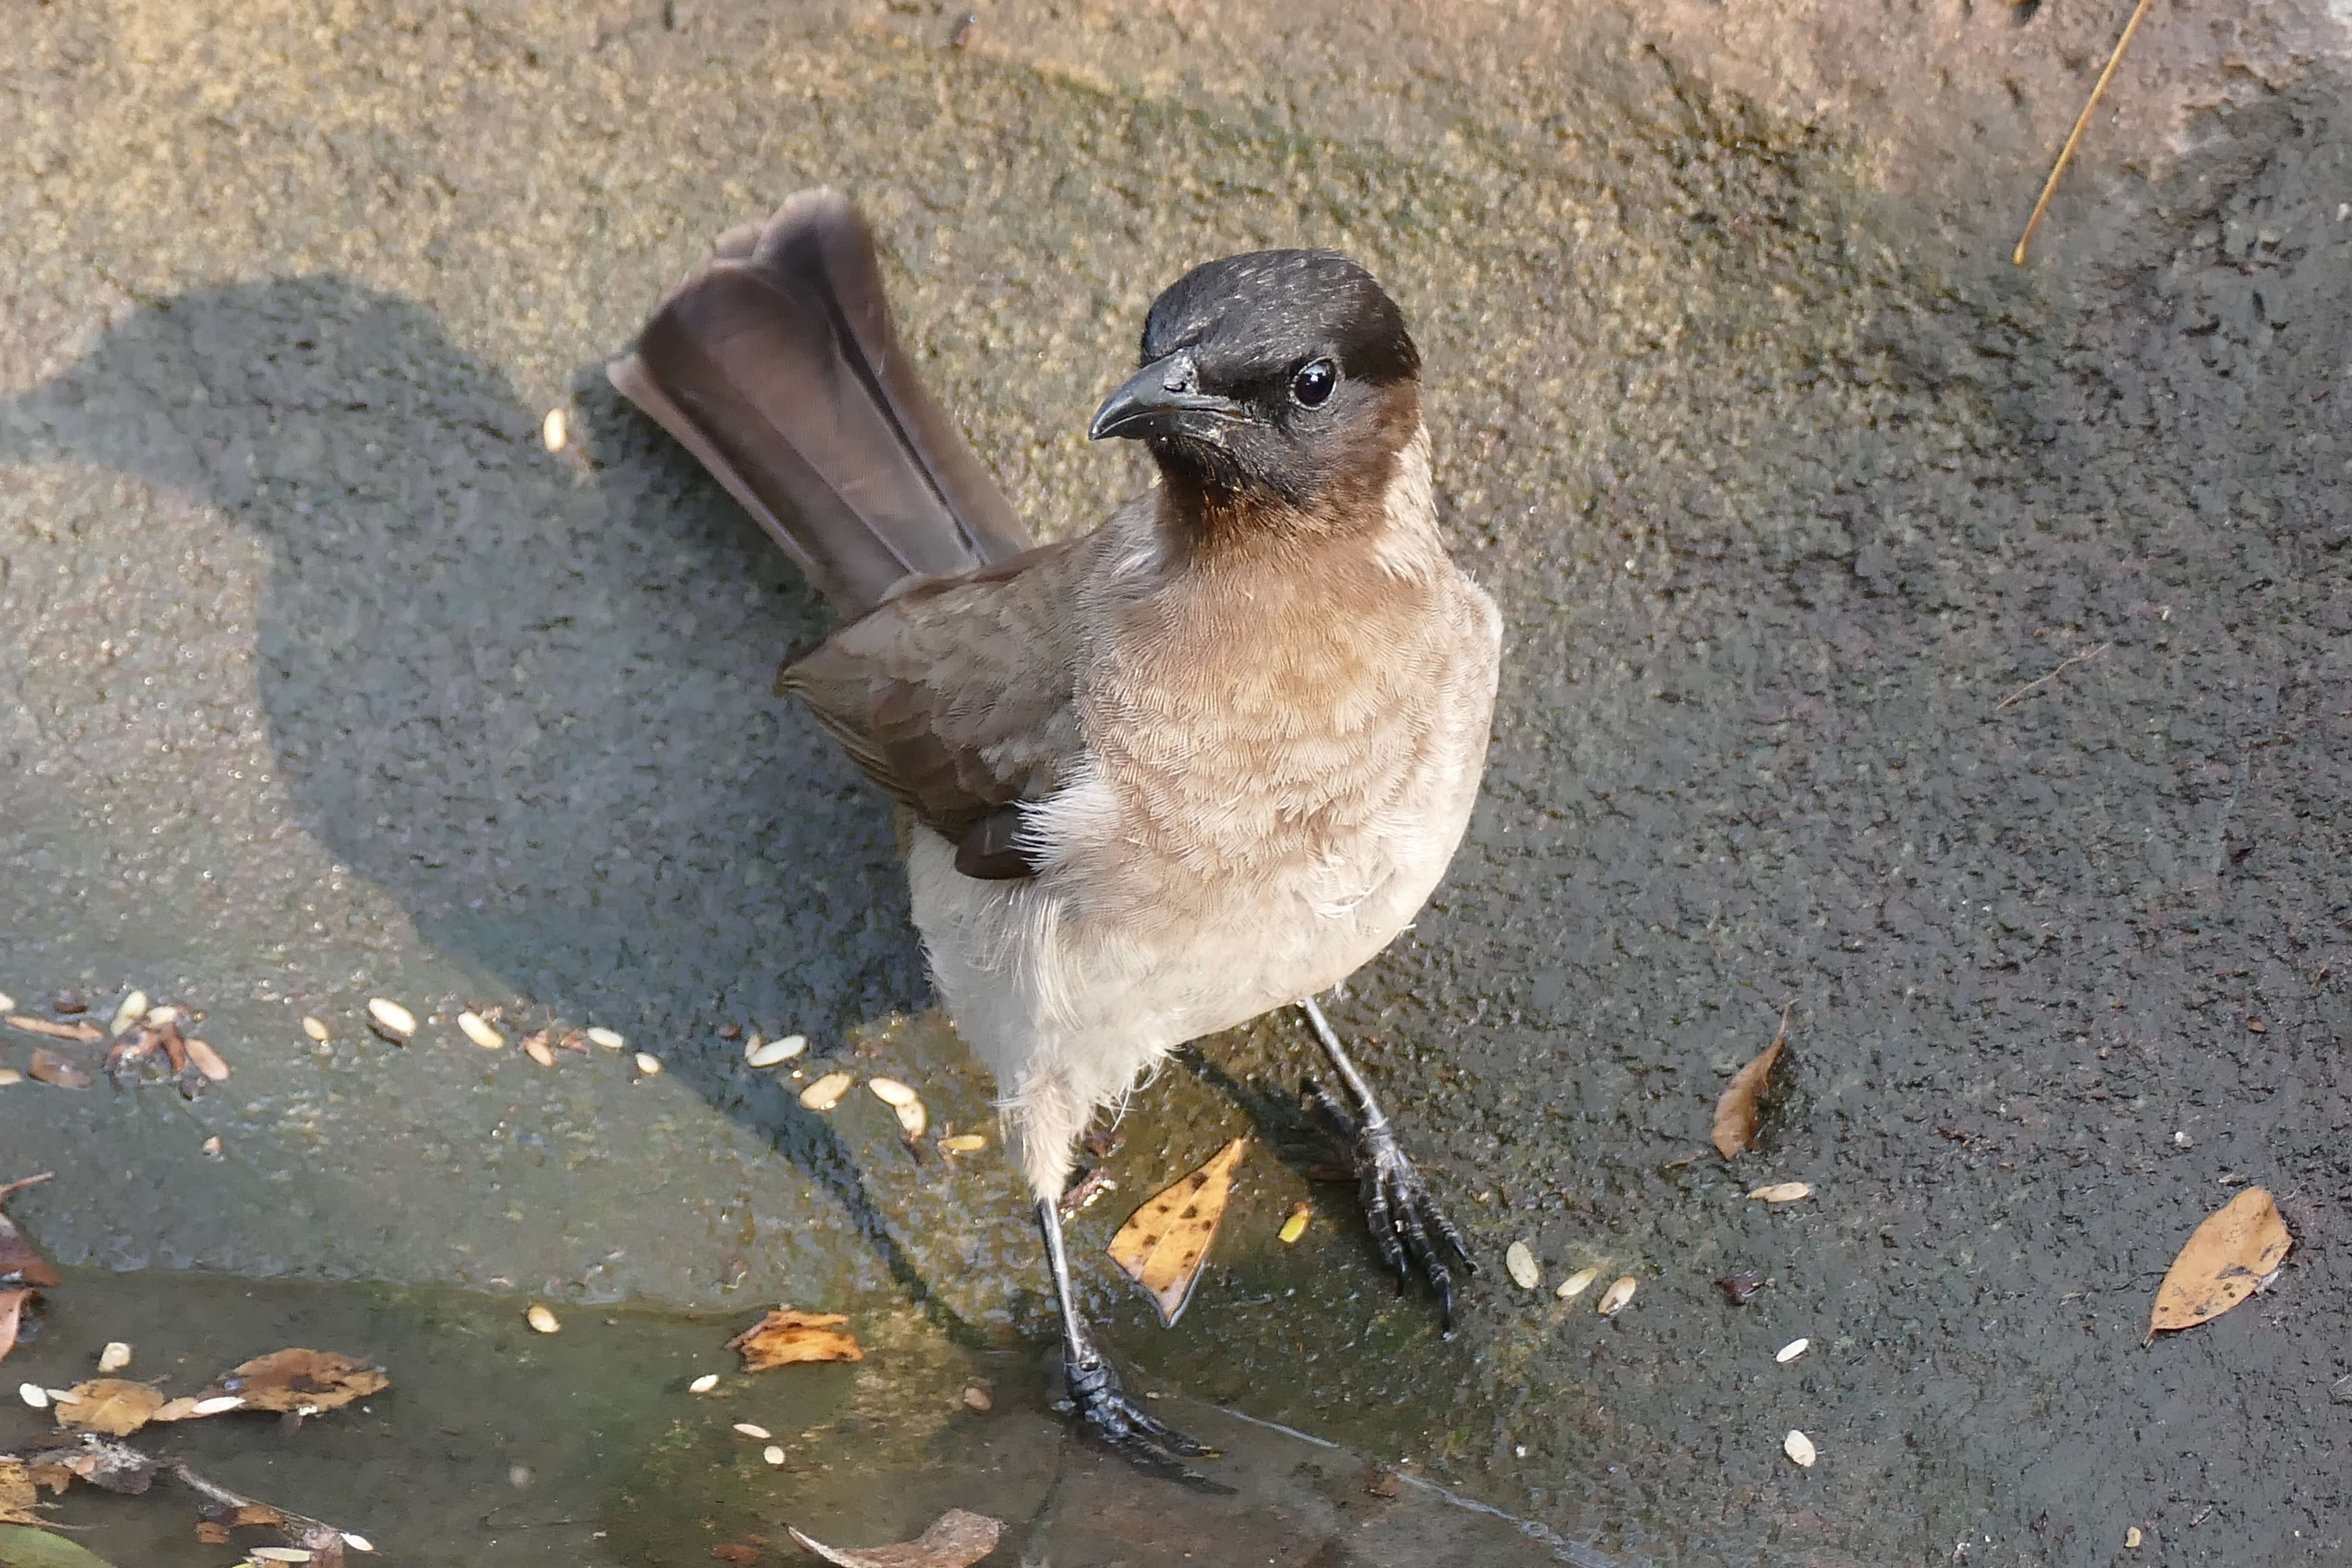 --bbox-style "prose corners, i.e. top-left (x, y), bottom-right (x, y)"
top-left (1305, 1074), bottom-right (1476, 1335)
top-left (1060, 1344), bottom-right (1228, 1490)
